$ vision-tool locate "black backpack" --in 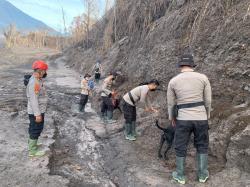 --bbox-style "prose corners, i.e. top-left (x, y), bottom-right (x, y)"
top-left (95, 67), bottom-right (100, 72)
top-left (24, 74), bottom-right (32, 86)
top-left (95, 63), bottom-right (100, 73)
